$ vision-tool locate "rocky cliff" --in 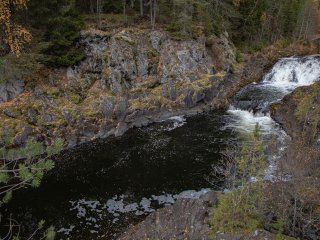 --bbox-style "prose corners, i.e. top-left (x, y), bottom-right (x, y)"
top-left (0, 28), bottom-right (238, 147)
top-left (0, 28), bottom-right (314, 148)
top-left (118, 191), bottom-right (277, 240)
top-left (271, 80), bottom-right (320, 142)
